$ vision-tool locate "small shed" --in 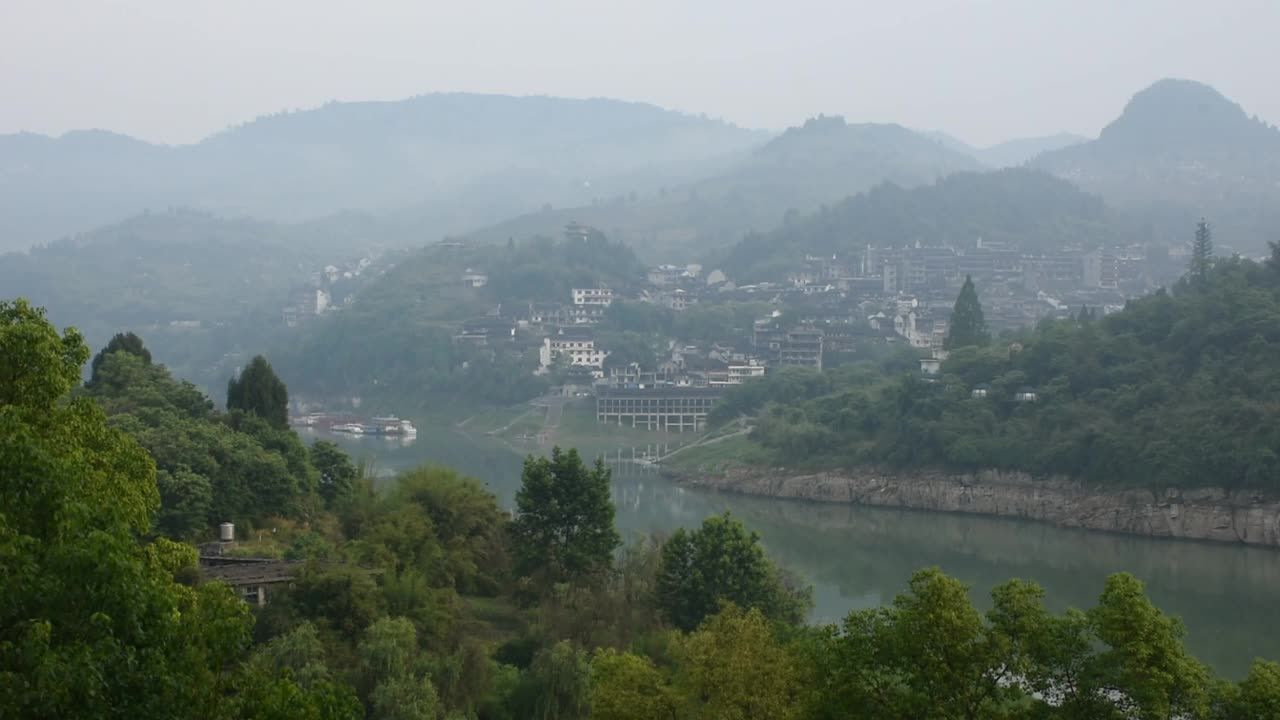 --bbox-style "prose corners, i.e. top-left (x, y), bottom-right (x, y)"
top-left (1014, 386), bottom-right (1038, 403)
top-left (200, 558), bottom-right (301, 607)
